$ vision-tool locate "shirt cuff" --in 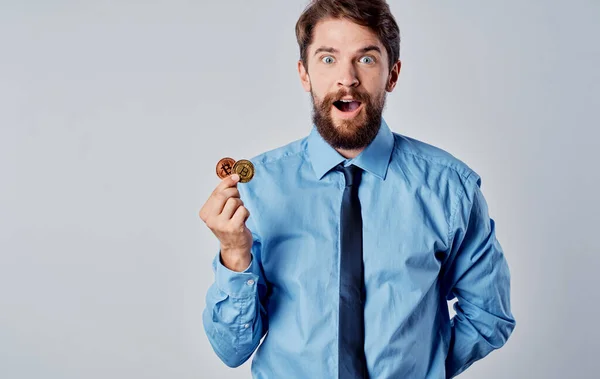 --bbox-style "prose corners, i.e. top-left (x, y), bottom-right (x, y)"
top-left (215, 251), bottom-right (261, 299)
